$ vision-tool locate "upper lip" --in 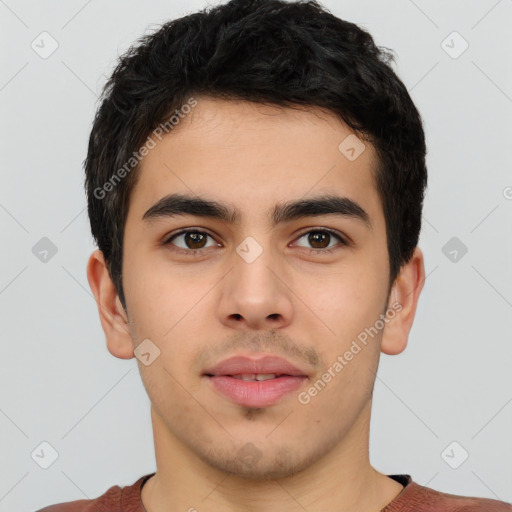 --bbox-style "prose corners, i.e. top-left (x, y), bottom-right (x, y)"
top-left (203, 355), bottom-right (309, 377)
